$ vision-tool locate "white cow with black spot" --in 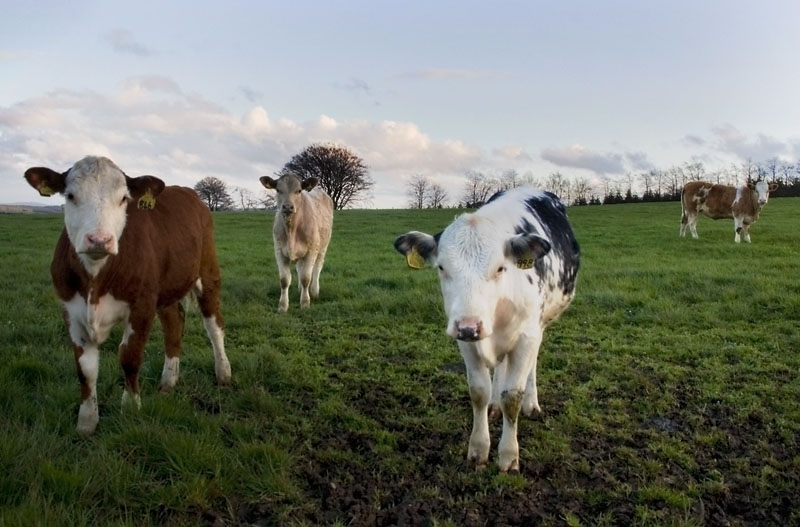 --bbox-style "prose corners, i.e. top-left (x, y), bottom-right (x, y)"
top-left (395, 187), bottom-right (580, 471)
